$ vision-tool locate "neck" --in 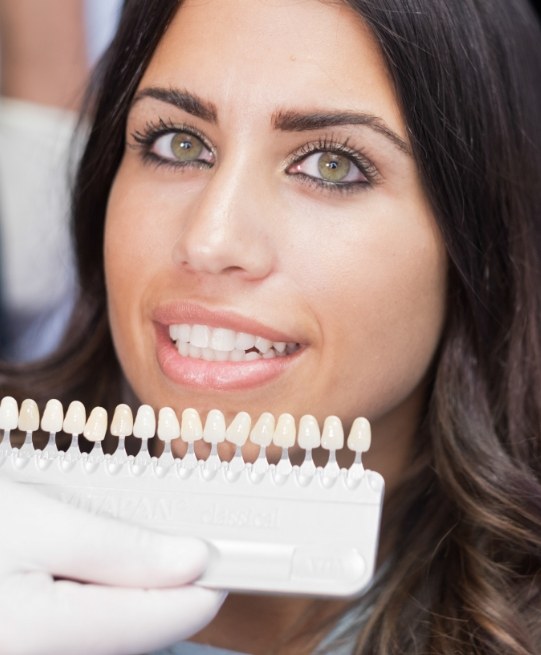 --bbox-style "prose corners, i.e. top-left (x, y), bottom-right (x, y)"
top-left (191, 593), bottom-right (348, 654)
